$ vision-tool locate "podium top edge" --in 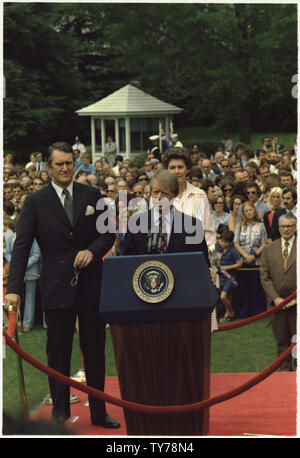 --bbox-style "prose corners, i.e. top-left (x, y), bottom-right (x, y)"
top-left (104, 252), bottom-right (205, 261)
